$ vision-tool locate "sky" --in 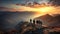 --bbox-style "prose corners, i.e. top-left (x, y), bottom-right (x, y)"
top-left (0, 0), bottom-right (49, 11)
top-left (0, 0), bottom-right (48, 4)
top-left (0, 0), bottom-right (60, 12)
top-left (50, 0), bottom-right (60, 6)
top-left (0, 0), bottom-right (41, 6)
top-left (0, 0), bottom-right (60, 11)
